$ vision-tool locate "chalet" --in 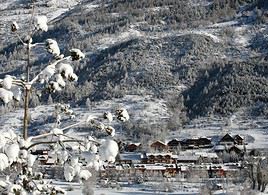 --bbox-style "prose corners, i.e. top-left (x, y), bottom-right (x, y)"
top-left (133, 164), bottom-right (177, 177)
top-left (176, 155), bottom-right (200, 164)
top-left (234, 135), bottom-right (244, 145)
top-left (167, 139), bottom-right (181, 150)
top-left (196, 152), bottom-right (219, 163)
top-left (117, 153), bottom-right (143, 165)
top-left (180, 137), bottom-right (213, 149)
top-left (126, 143), bottom-right (141, 152)
top-left (150, 140), bottom-right (168, 152)
top-left (219, 133), bottom-right (235, 146)
top-left (219, 133), bottom-right (245, 146)
top-left (144, 153), bottom-right (177, 164)
top-left (31, 149), bottom-right (49, 155)
top-left (229, 145), bottom-right (245, 159)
